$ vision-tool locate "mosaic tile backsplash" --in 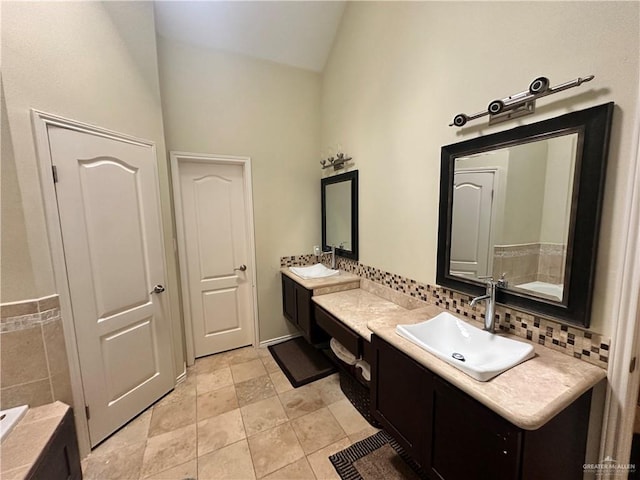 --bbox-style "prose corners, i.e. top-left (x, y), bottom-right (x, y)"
top-left (281, 254), bottom-right (610, 369)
